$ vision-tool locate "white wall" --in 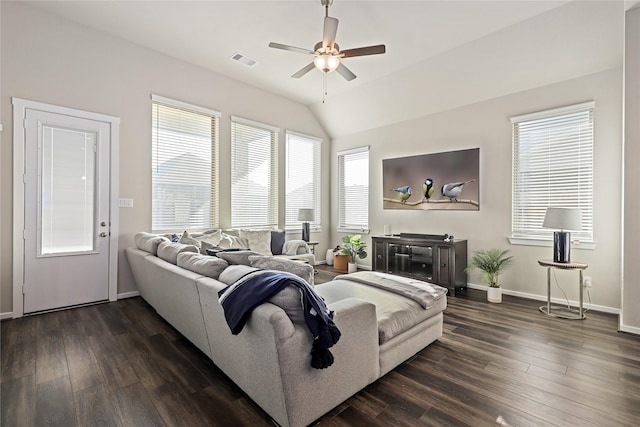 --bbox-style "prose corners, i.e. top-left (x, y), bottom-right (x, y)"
top-left (332, 68), bottom-right (623, 311)
top-left (0, 2), bottom-right (330, 315)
